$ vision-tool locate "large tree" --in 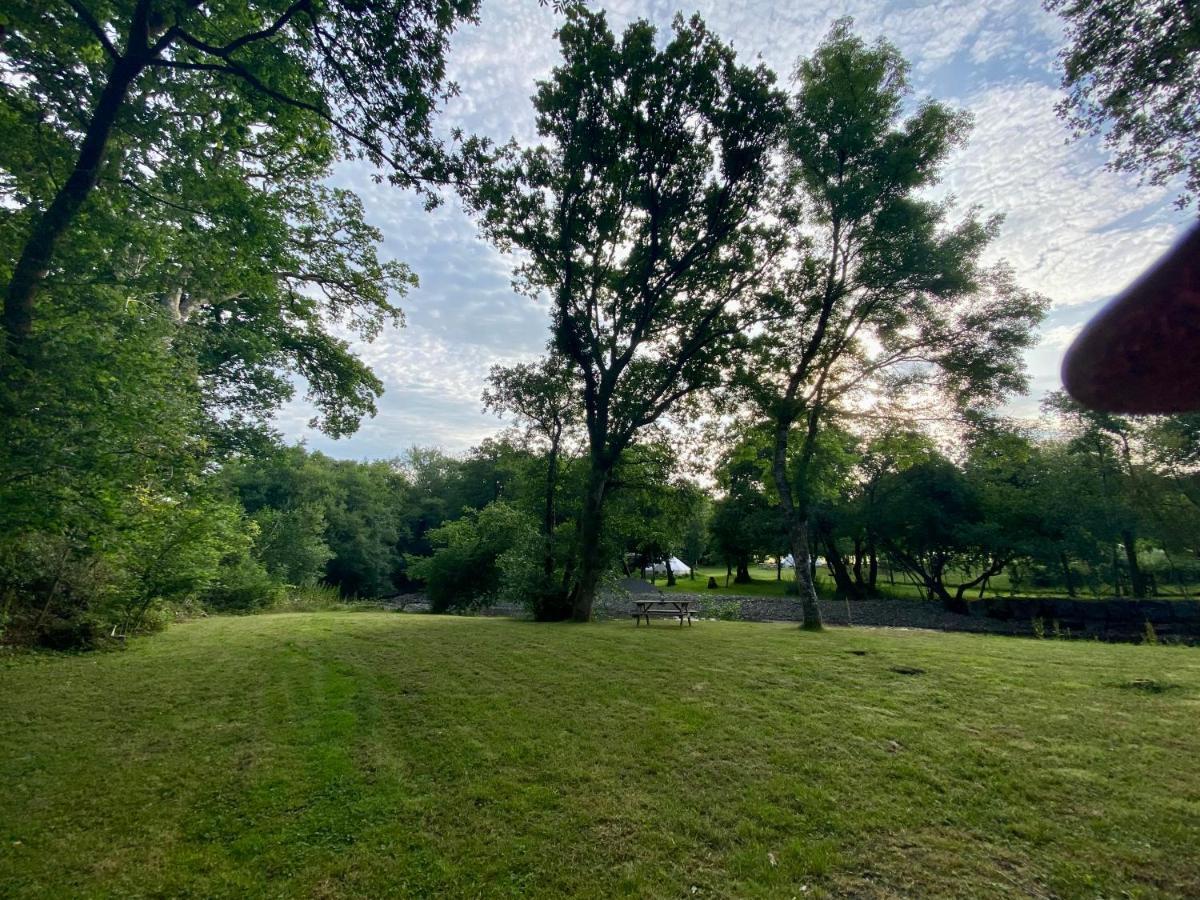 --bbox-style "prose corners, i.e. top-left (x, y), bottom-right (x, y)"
top-left (1047, 0), bottom-right (1200, 210)
top-left (710, 441), bottom-right (782, 585)
top-left (483, 355), bottom-right (581, 618)
top-left (2, 0), bottom-right (478, 349)
top-left (468, 8), bottom-right (785, 620)
top-left (739, 22), bottom-right (1046, 628)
